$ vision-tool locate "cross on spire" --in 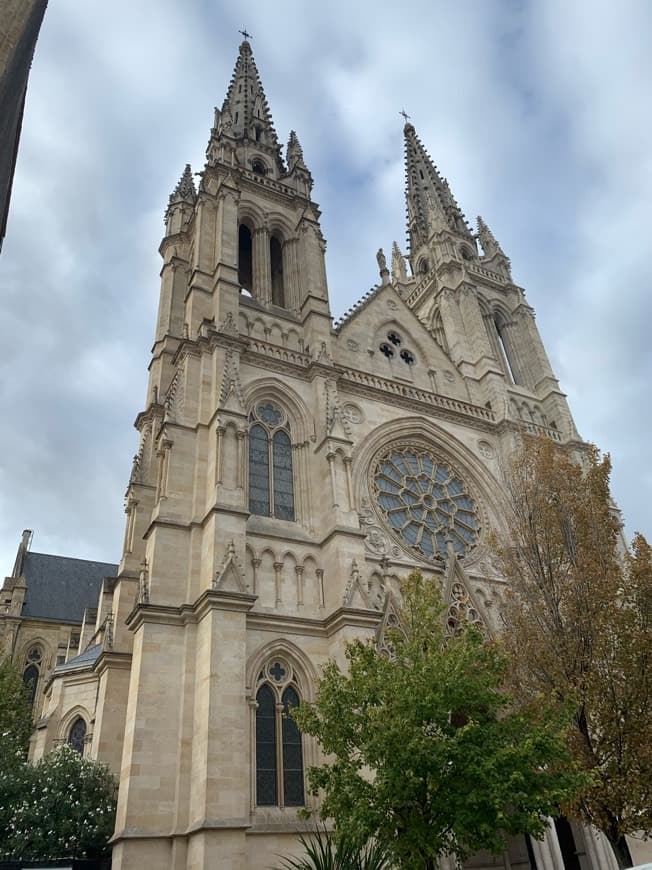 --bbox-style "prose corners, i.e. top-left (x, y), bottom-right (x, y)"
top-left (399, 109), bottom-right (411, 123)
top-left (239, 27), bottom-right (252, 40)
